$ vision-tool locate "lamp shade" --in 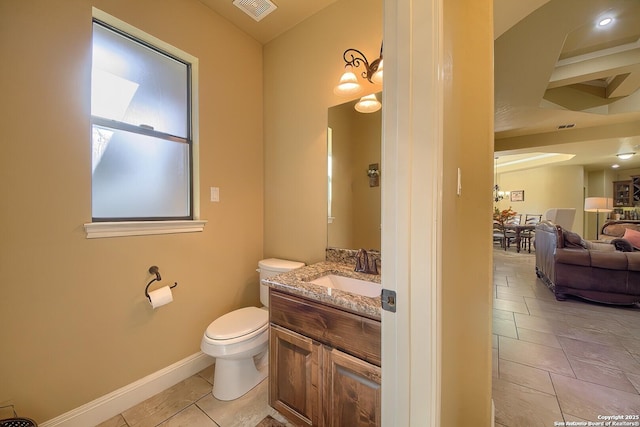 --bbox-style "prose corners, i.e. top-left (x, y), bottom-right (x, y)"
top-left (584, 197), bottom-right (613, 212)
top-left (334, 68), bottom-right (361, 96)
top-left (355, 93), bottom-right (381, 113)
